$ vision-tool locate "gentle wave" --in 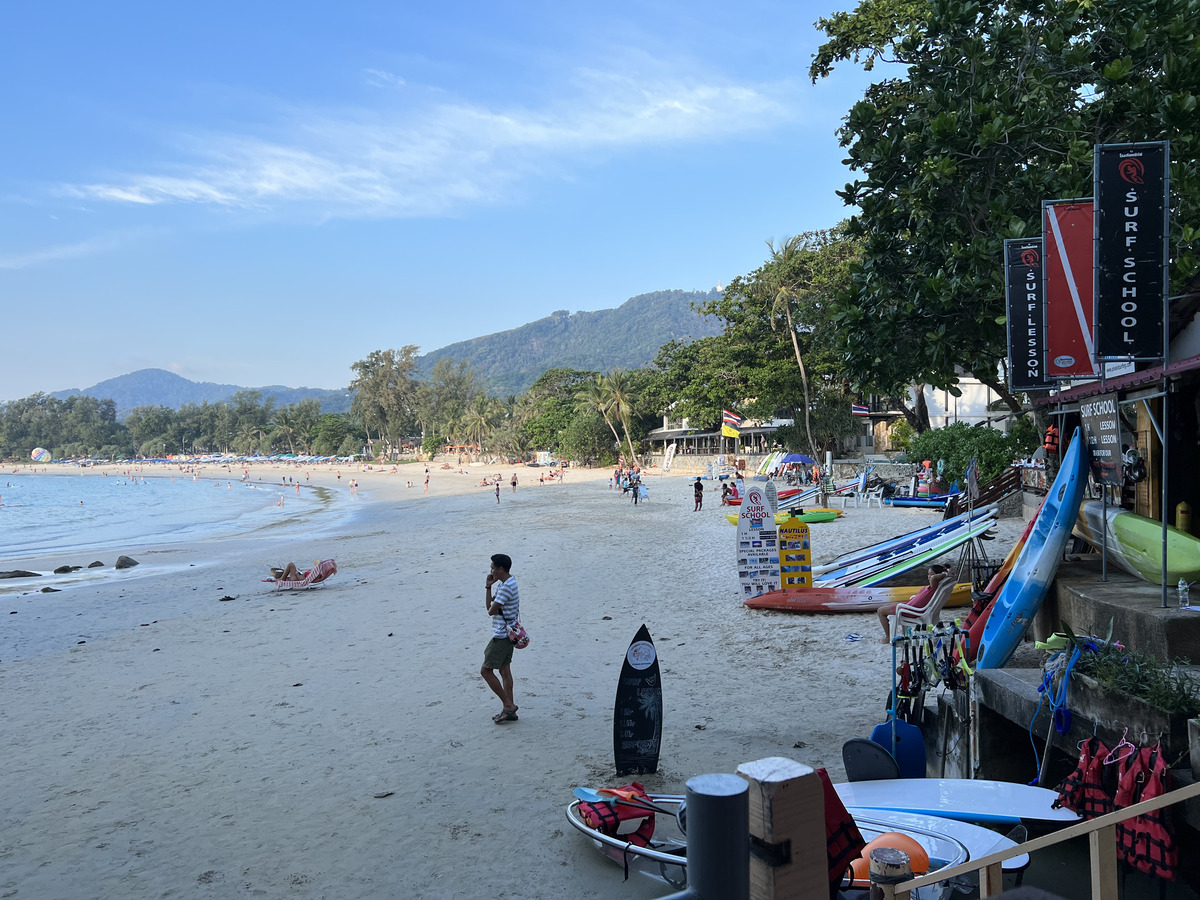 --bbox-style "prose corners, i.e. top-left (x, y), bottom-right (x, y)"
top-left (0, 472), bottom-right (349, 558)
